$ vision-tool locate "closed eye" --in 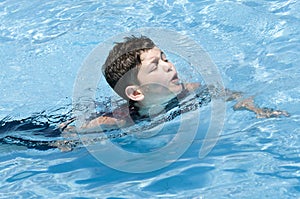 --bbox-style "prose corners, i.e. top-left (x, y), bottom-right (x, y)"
top-left (149, 62), bottom-right (158, 73)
